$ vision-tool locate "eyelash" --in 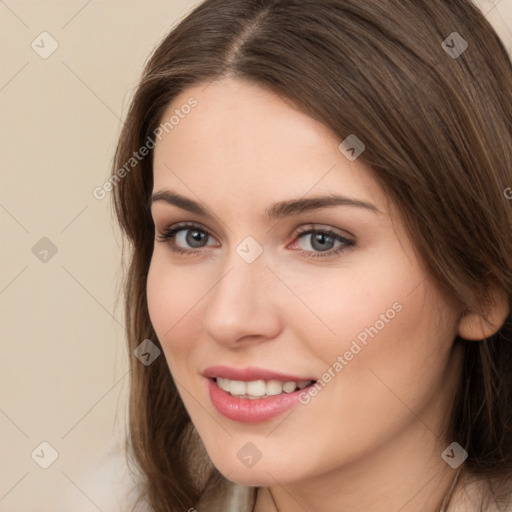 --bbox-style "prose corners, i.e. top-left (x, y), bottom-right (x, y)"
top-left (156, 222), bottom-right (355, 260)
